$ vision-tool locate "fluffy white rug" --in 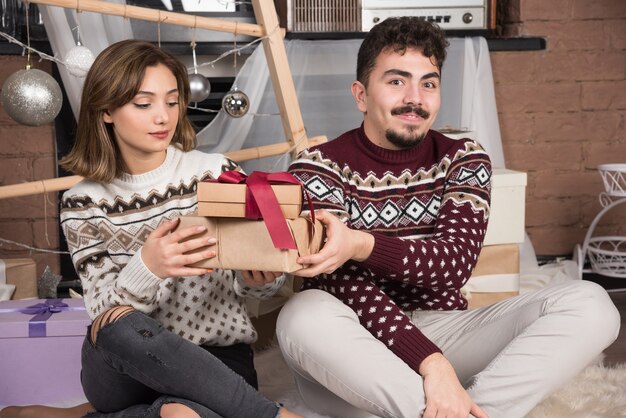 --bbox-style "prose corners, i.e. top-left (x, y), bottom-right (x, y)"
top-left (255, 346), bottom-right (626, 418)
